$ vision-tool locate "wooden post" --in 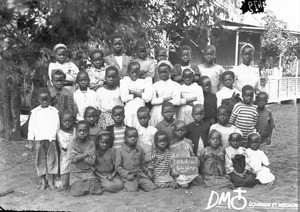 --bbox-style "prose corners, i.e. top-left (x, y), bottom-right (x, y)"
top-left (235, 31), bottom-right (239, 66)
